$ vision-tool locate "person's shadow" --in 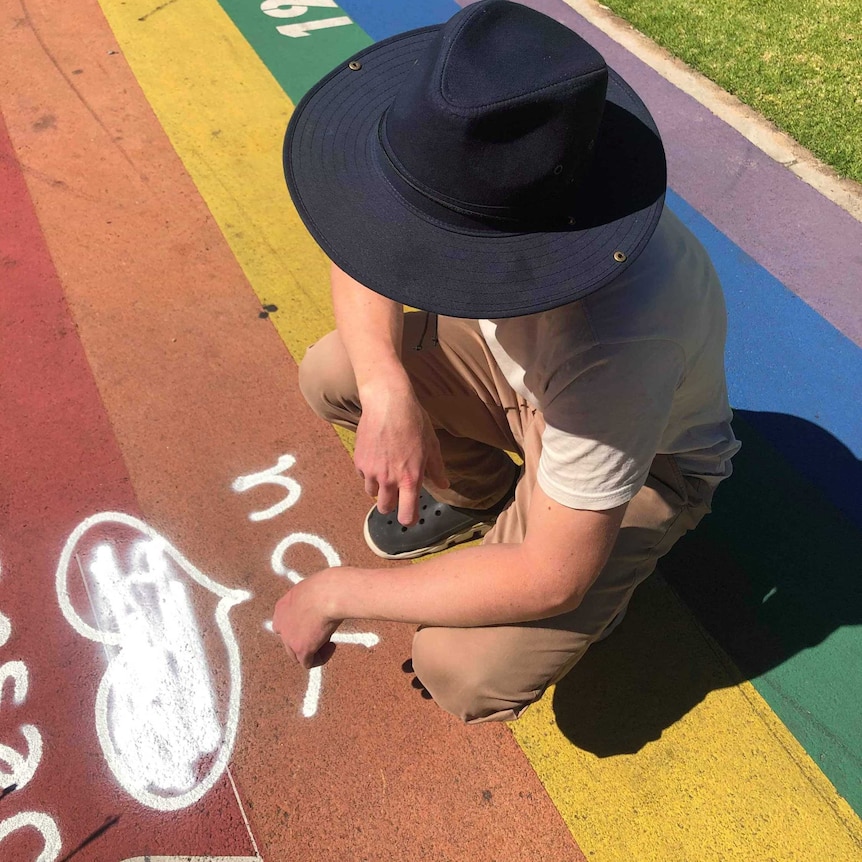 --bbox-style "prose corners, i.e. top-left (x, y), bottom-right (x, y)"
top-left (552, 410), bottom-right (861, 769)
